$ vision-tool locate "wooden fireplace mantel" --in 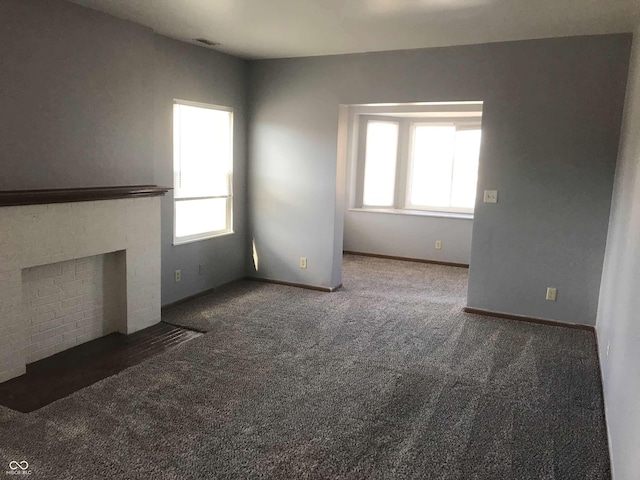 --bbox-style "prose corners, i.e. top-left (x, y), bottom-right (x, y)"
top-left (0, 185), bottom-right (171, 207)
